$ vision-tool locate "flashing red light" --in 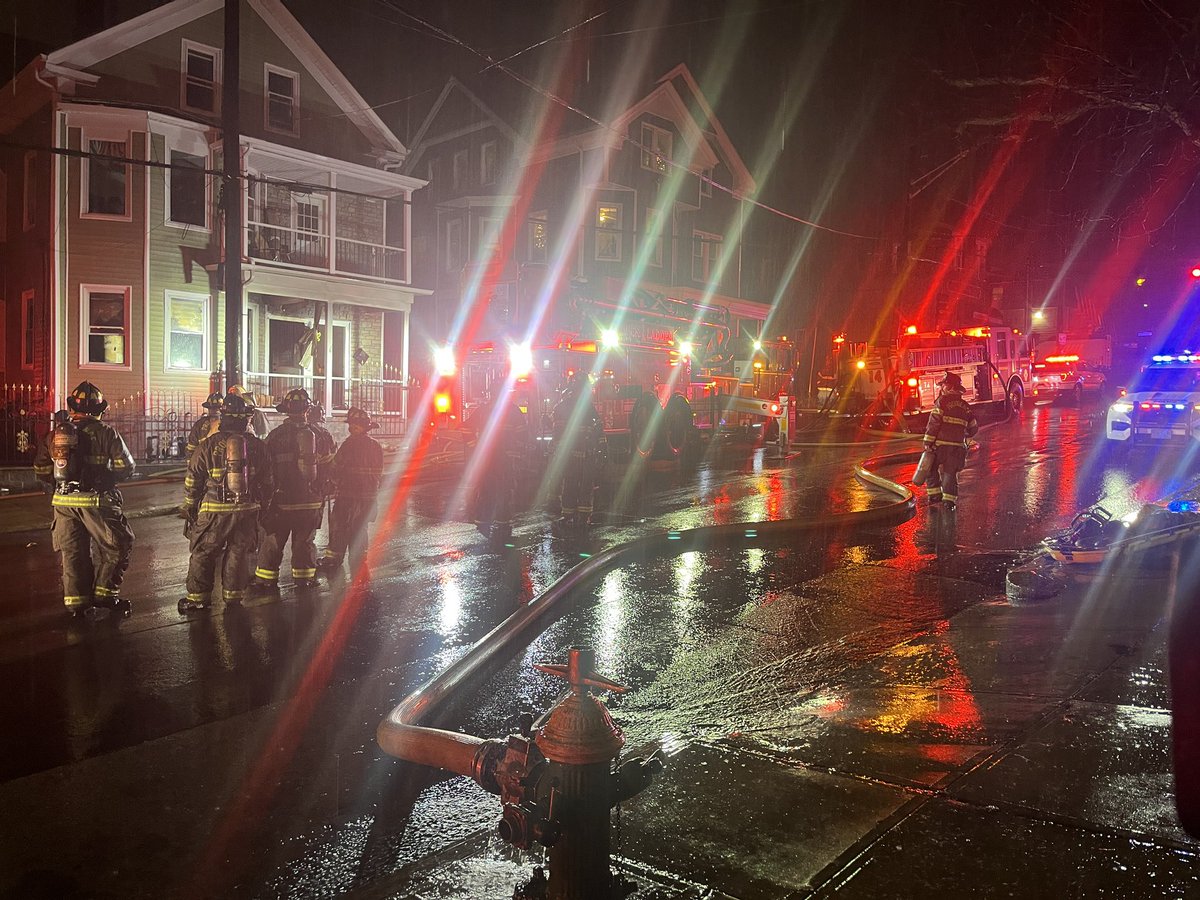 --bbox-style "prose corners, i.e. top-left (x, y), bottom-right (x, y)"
top-left (434, 392), bottom-right (452, 414)
top-left (1045, 355), bottom-right (1079, 363)
top-left (905, 325), bottom-right (918, 335)
top-left (906, 377), bottom-right (918, 388)
top-left (1119, 388), bottom-right (1127, 397)
top-left (770, 403), bottom-right (781, 415)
